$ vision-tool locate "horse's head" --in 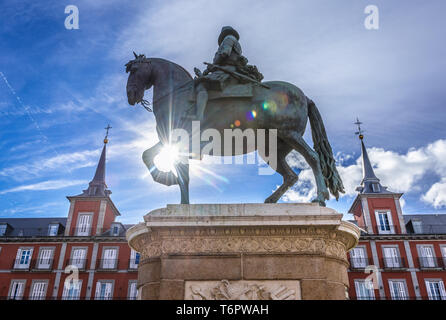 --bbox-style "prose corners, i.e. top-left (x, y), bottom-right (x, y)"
top-left (125, 52), bottom-right (153, 105)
